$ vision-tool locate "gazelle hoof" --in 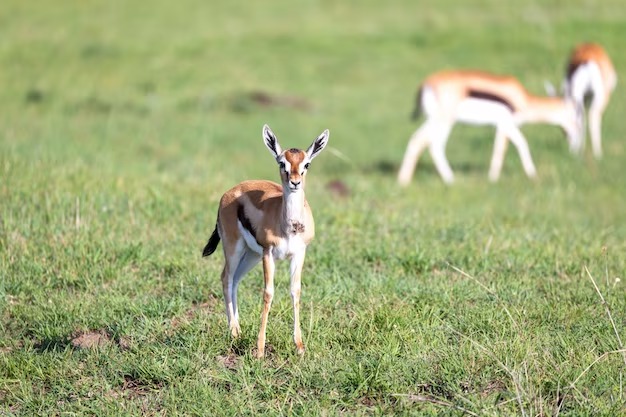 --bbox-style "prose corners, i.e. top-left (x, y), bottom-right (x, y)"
top-left (230, 325), bottom-right (241, 338)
